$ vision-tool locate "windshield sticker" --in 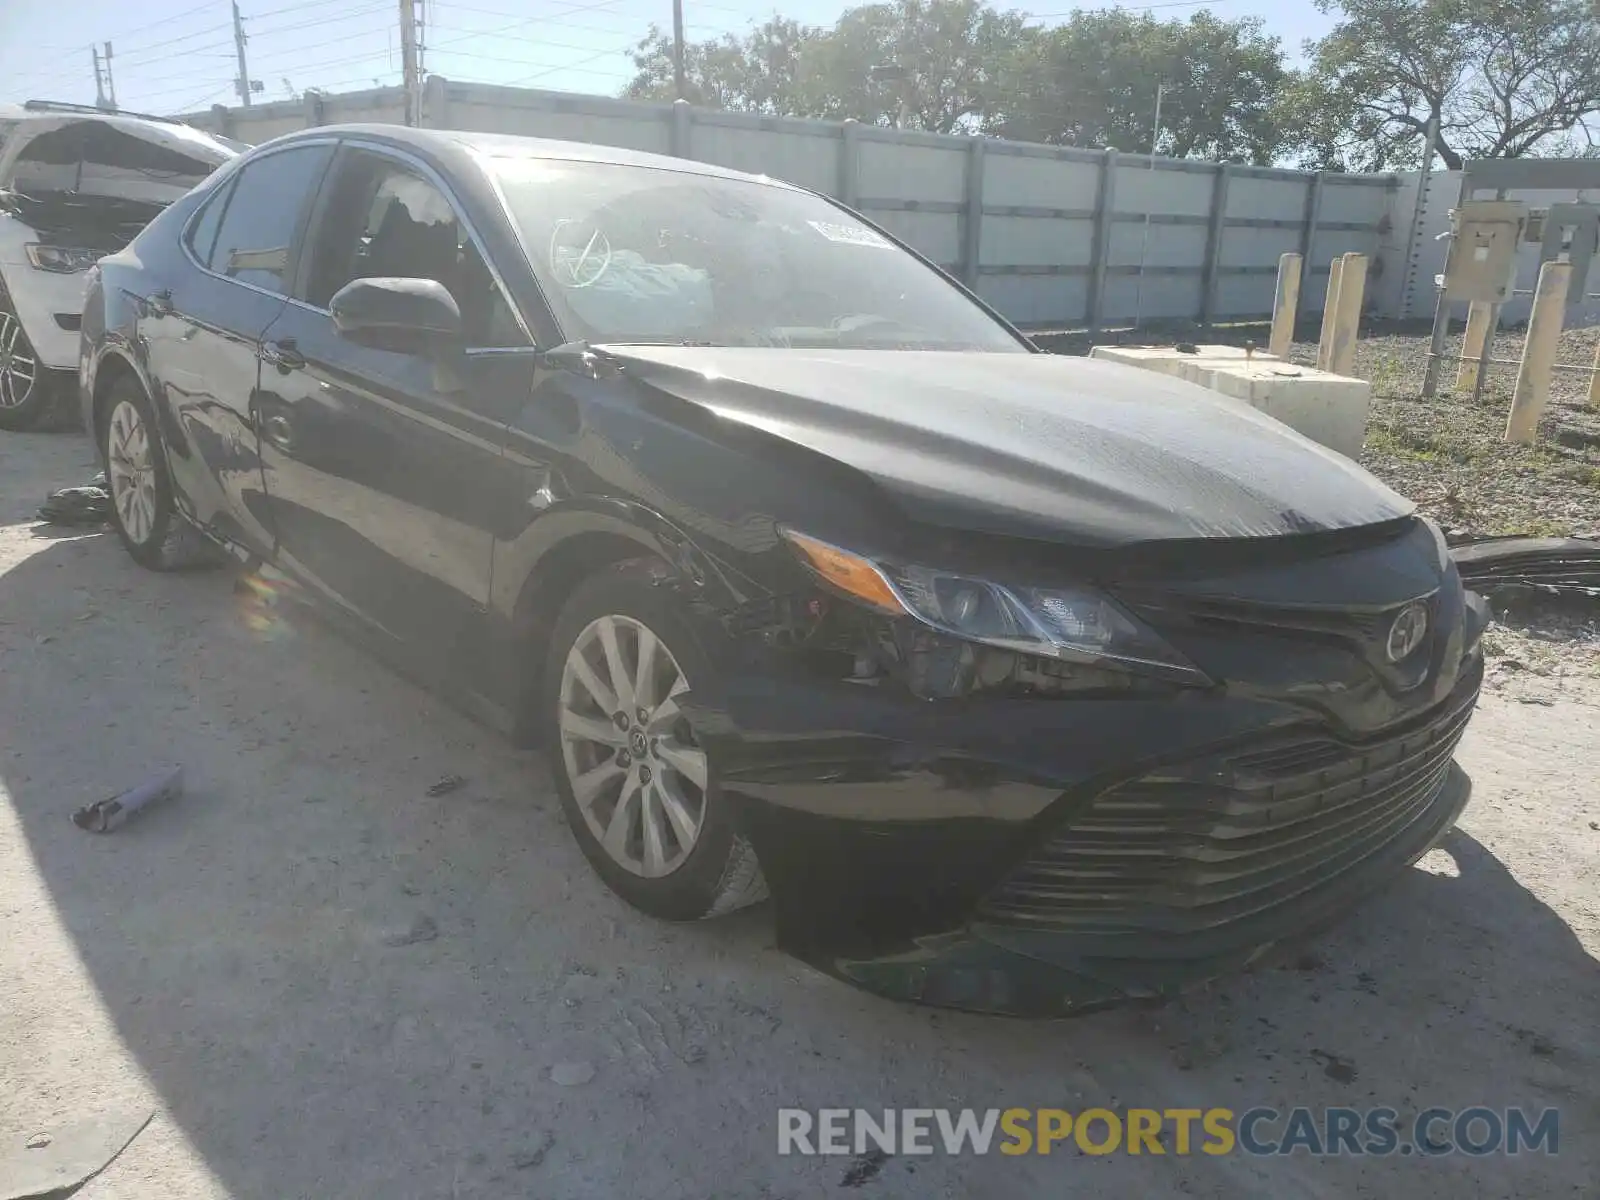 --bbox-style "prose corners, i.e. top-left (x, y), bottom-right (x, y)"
top-left (807, 220), bottom-right (892, 248)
